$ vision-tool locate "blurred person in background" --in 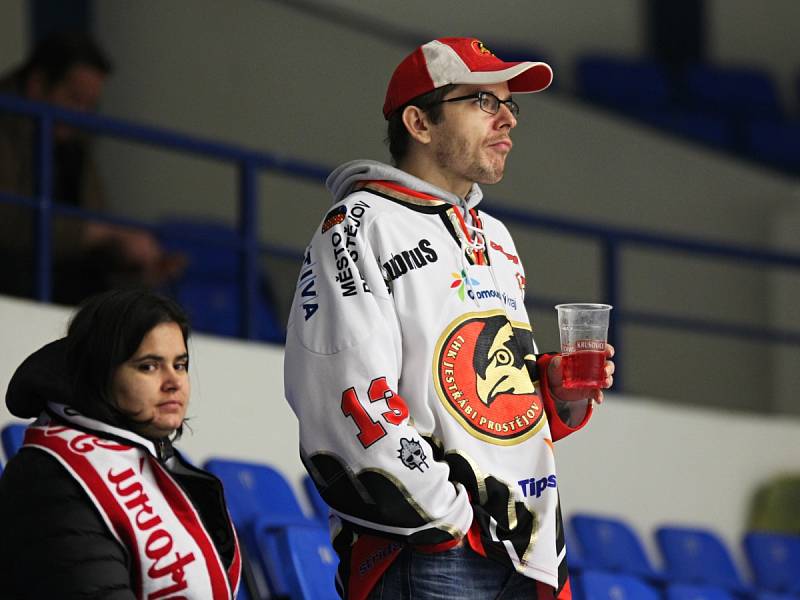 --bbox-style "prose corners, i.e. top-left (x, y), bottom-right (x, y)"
top-left (0, 31), bottom-right (184, 305)
top-left (284, 37), bottom-right (614, 600)
top-left (0, 288), bottom-right (241, 599)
